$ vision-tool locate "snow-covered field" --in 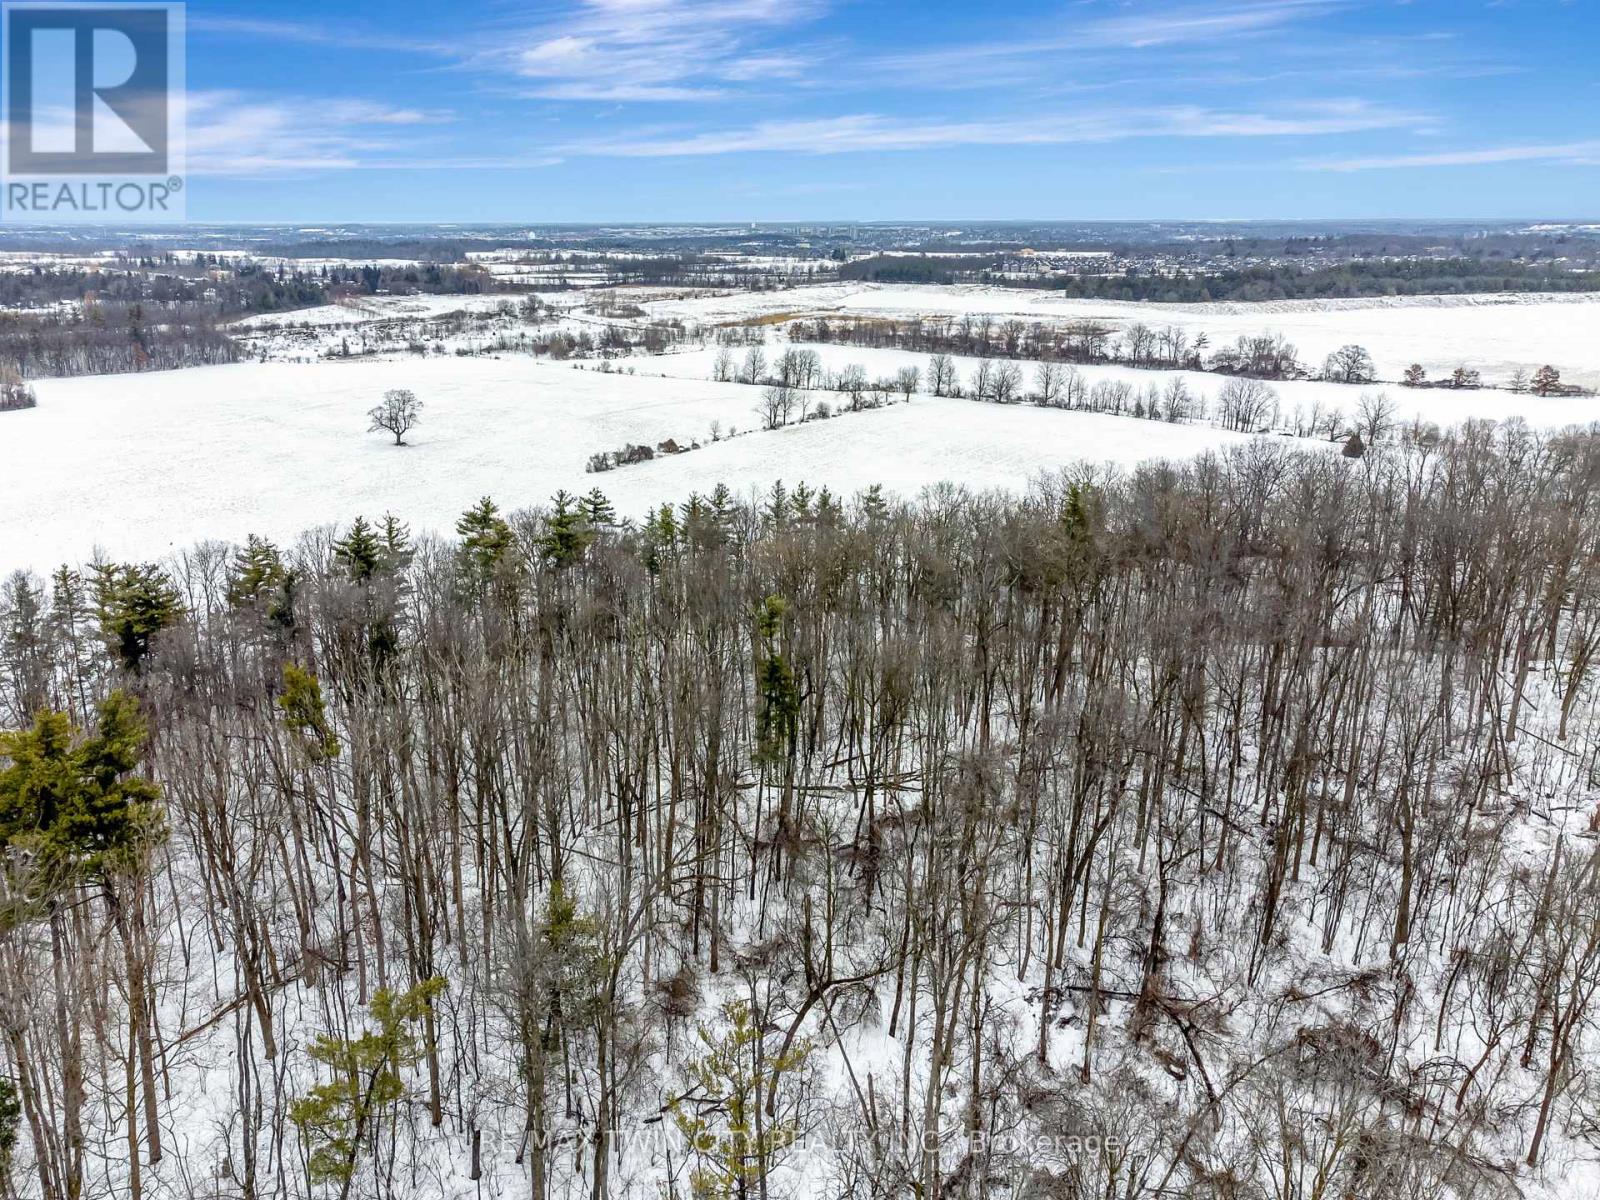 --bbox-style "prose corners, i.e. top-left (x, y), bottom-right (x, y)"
top-left (3, 281), bottom-right (1597, 578)
top-left (228, 293), bottom-right (523, 331)
top-left (637, 283), bottom-right (1600, 389)
top-left (0, 357), bottom-right (1267, 575)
